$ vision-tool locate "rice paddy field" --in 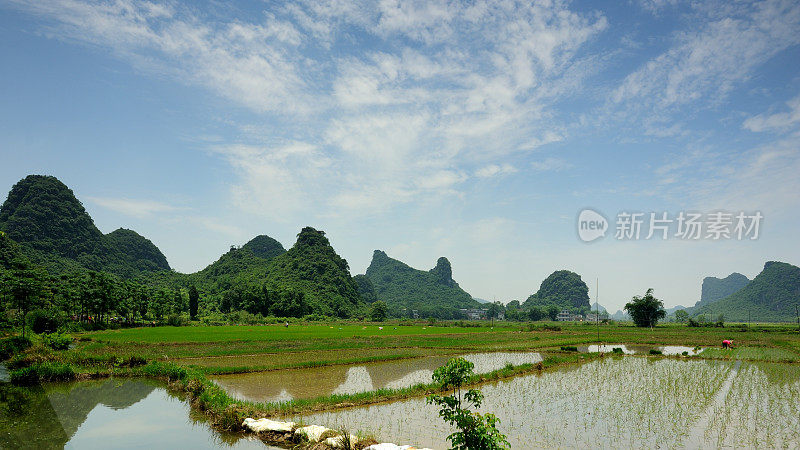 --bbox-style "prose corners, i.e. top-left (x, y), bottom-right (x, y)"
top-left (72, 321), bottom-right (800, 367)
top-left (294, 357), bottom-right (800, 449)
top-left (6, 321), bottom-right (800, 448)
